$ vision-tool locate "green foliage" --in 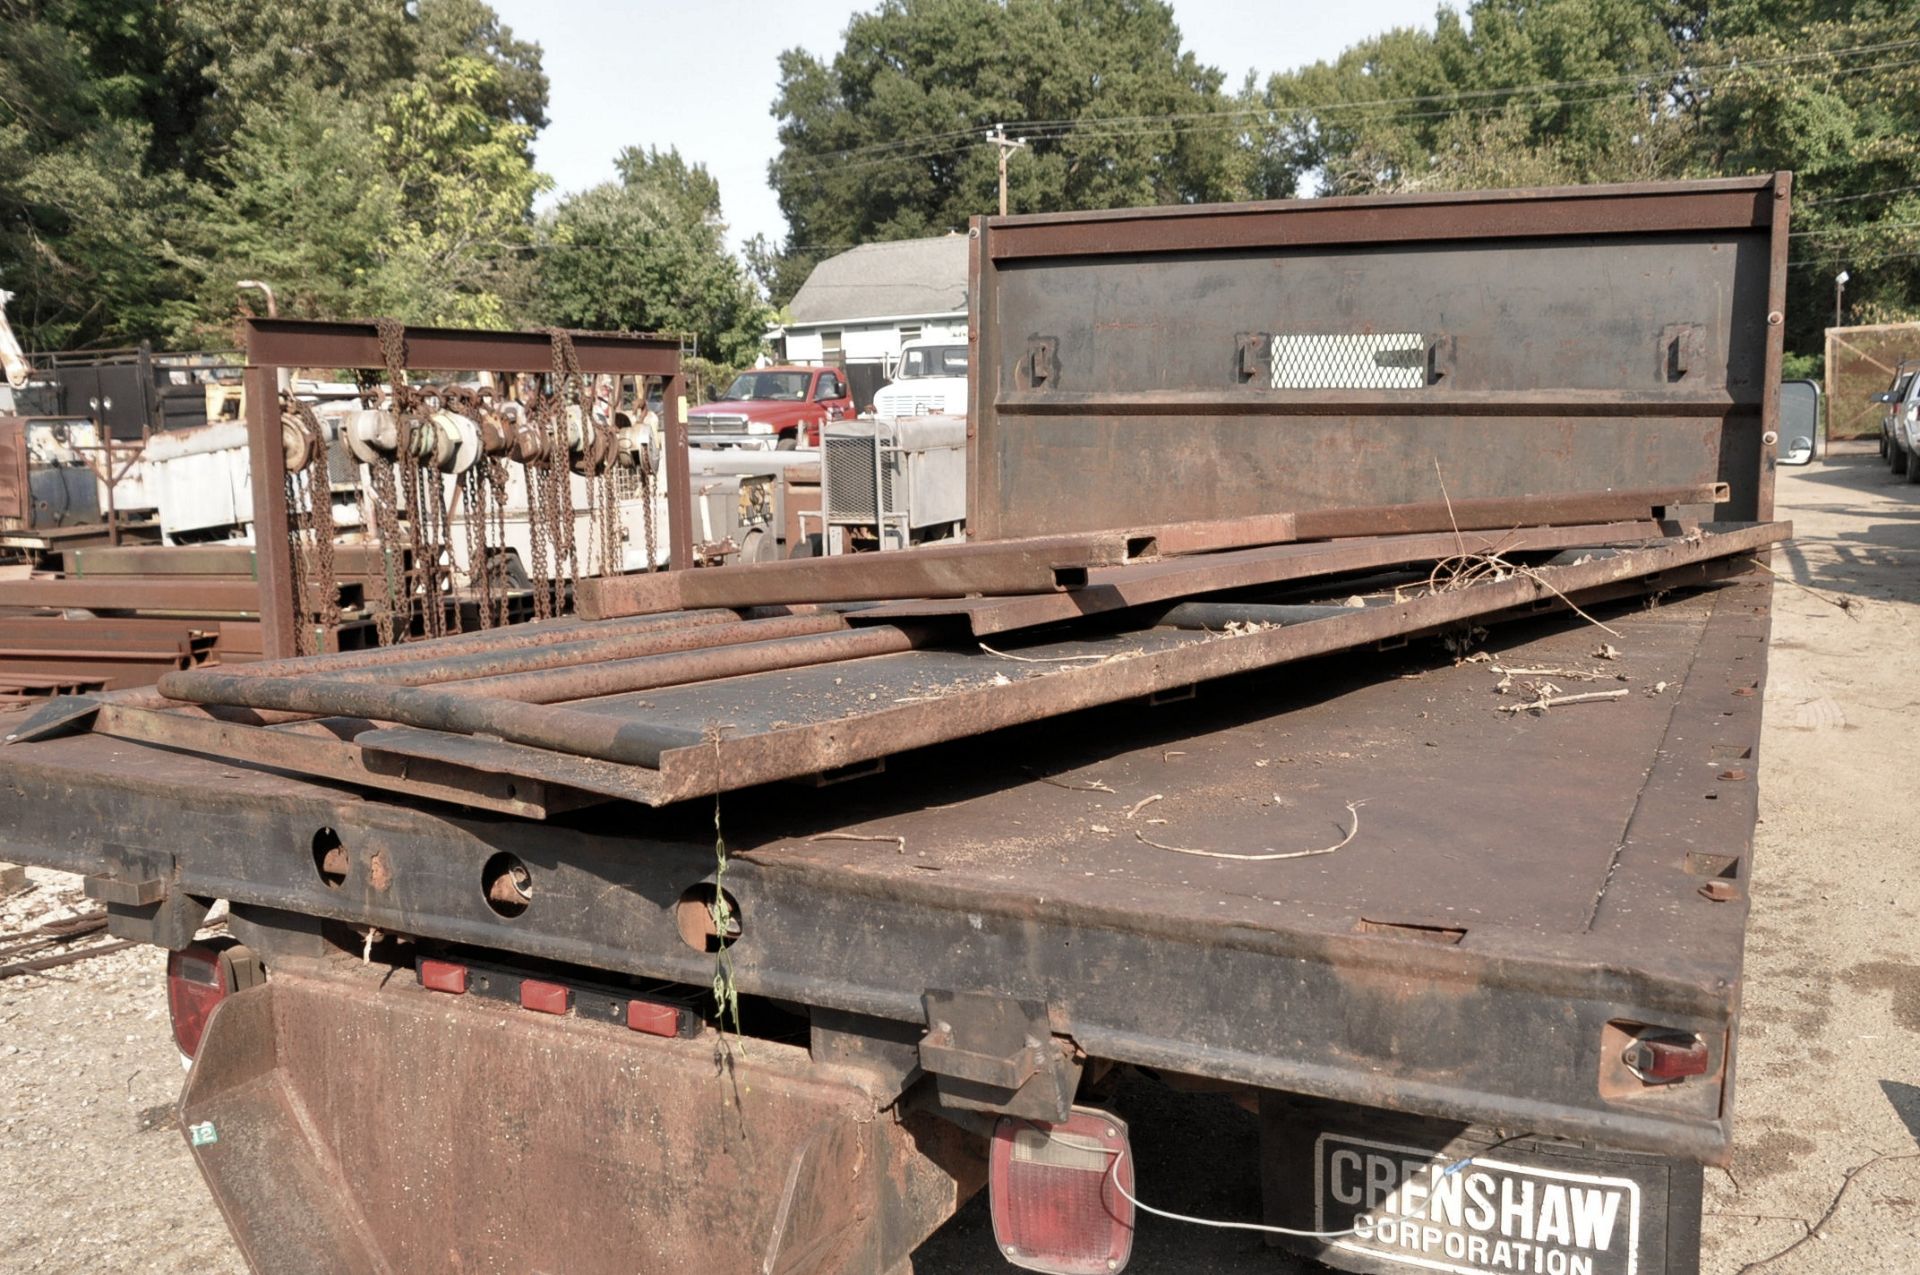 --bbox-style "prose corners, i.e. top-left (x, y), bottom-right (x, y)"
top-left (0, 2), bottom-right (191, 346)
top-left (537, 148), bottom-right (772, 367)
top-left (374, 54), bottom-right (550, 327)
top-left (765, 0), bottom-right (1269, 305)
top-left (1781, 351), bottom-right (1823, 381)
top-left (1255, 0), bottom-right (1920, 359)
top-left (0, 0), bottom-right (552, 349)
